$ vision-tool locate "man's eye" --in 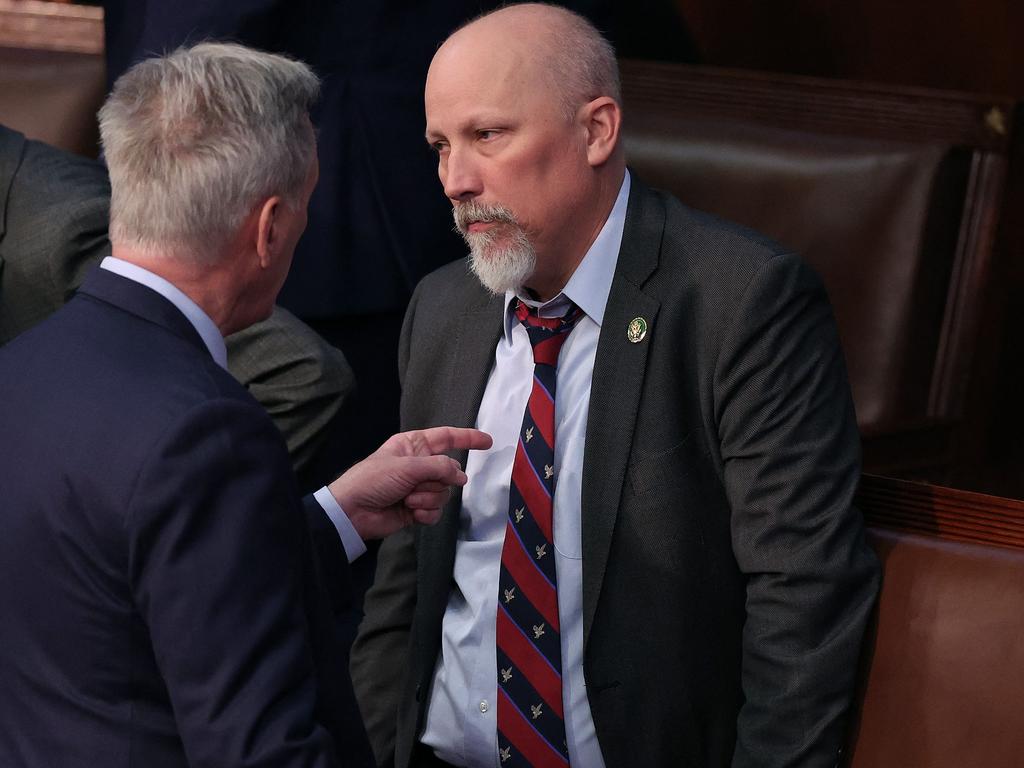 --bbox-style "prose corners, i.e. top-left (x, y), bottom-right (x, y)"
top-left (429, 142), bottom-right (448, 155)
top-left (477, 130), bottom-right (498, 140)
